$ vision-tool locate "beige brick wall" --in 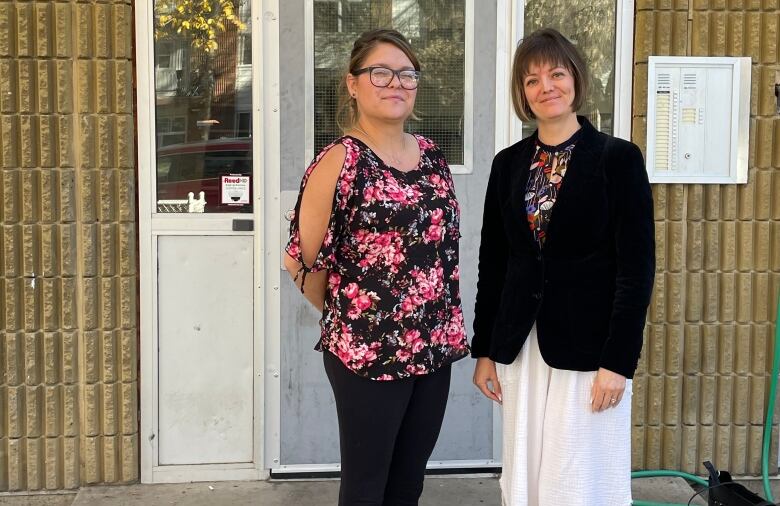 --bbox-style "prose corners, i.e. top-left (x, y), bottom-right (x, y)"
top-left (0, 0), bottom-right (137, 491)
top-left (632, 0), bottom-right (780, 475)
